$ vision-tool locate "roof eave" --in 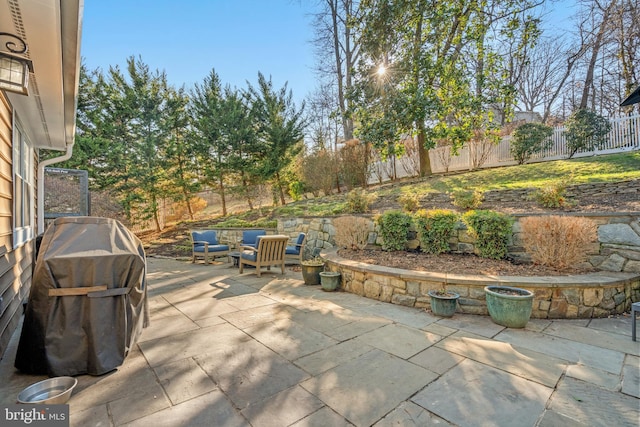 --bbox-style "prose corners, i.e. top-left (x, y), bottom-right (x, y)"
top-left (3, 0), bottom-right (83, 151)
top-left (620, 85), bottom-right (640, 107)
